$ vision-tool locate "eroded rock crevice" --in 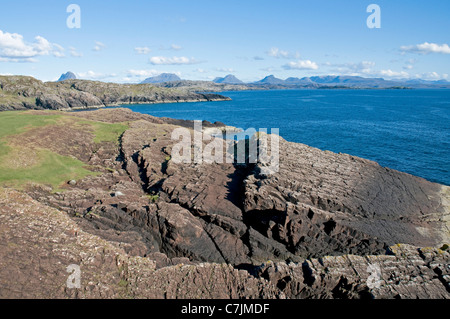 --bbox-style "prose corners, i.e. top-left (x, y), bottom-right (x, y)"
top-left (10, 108), bottom-right (449, 298)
